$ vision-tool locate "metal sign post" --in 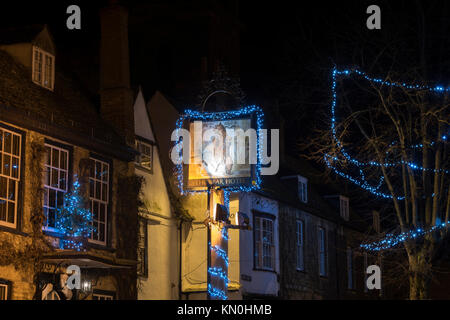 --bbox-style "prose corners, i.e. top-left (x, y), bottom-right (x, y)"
top-left (207, 188), bottom-right (227, 300)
